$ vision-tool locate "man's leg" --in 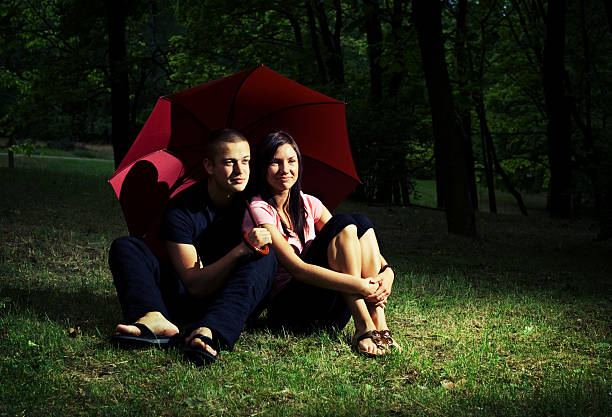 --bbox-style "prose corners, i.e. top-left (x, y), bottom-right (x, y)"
top-left (184, 251), bottom-right (277, 354)
top-left (109, 236), bottom-right (179, 338)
